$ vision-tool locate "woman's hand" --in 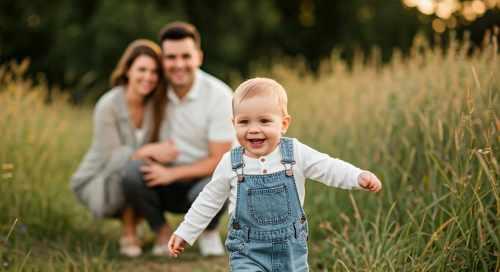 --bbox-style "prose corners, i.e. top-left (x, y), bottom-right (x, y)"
top-left (357, 171), bottom-right (382, 192)
top-left (133, 139), bottom-right (179, 163)
top-left (140, 161), bottom-right (180, 187)
top-left (168, 234), bottom-right (188, 257)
